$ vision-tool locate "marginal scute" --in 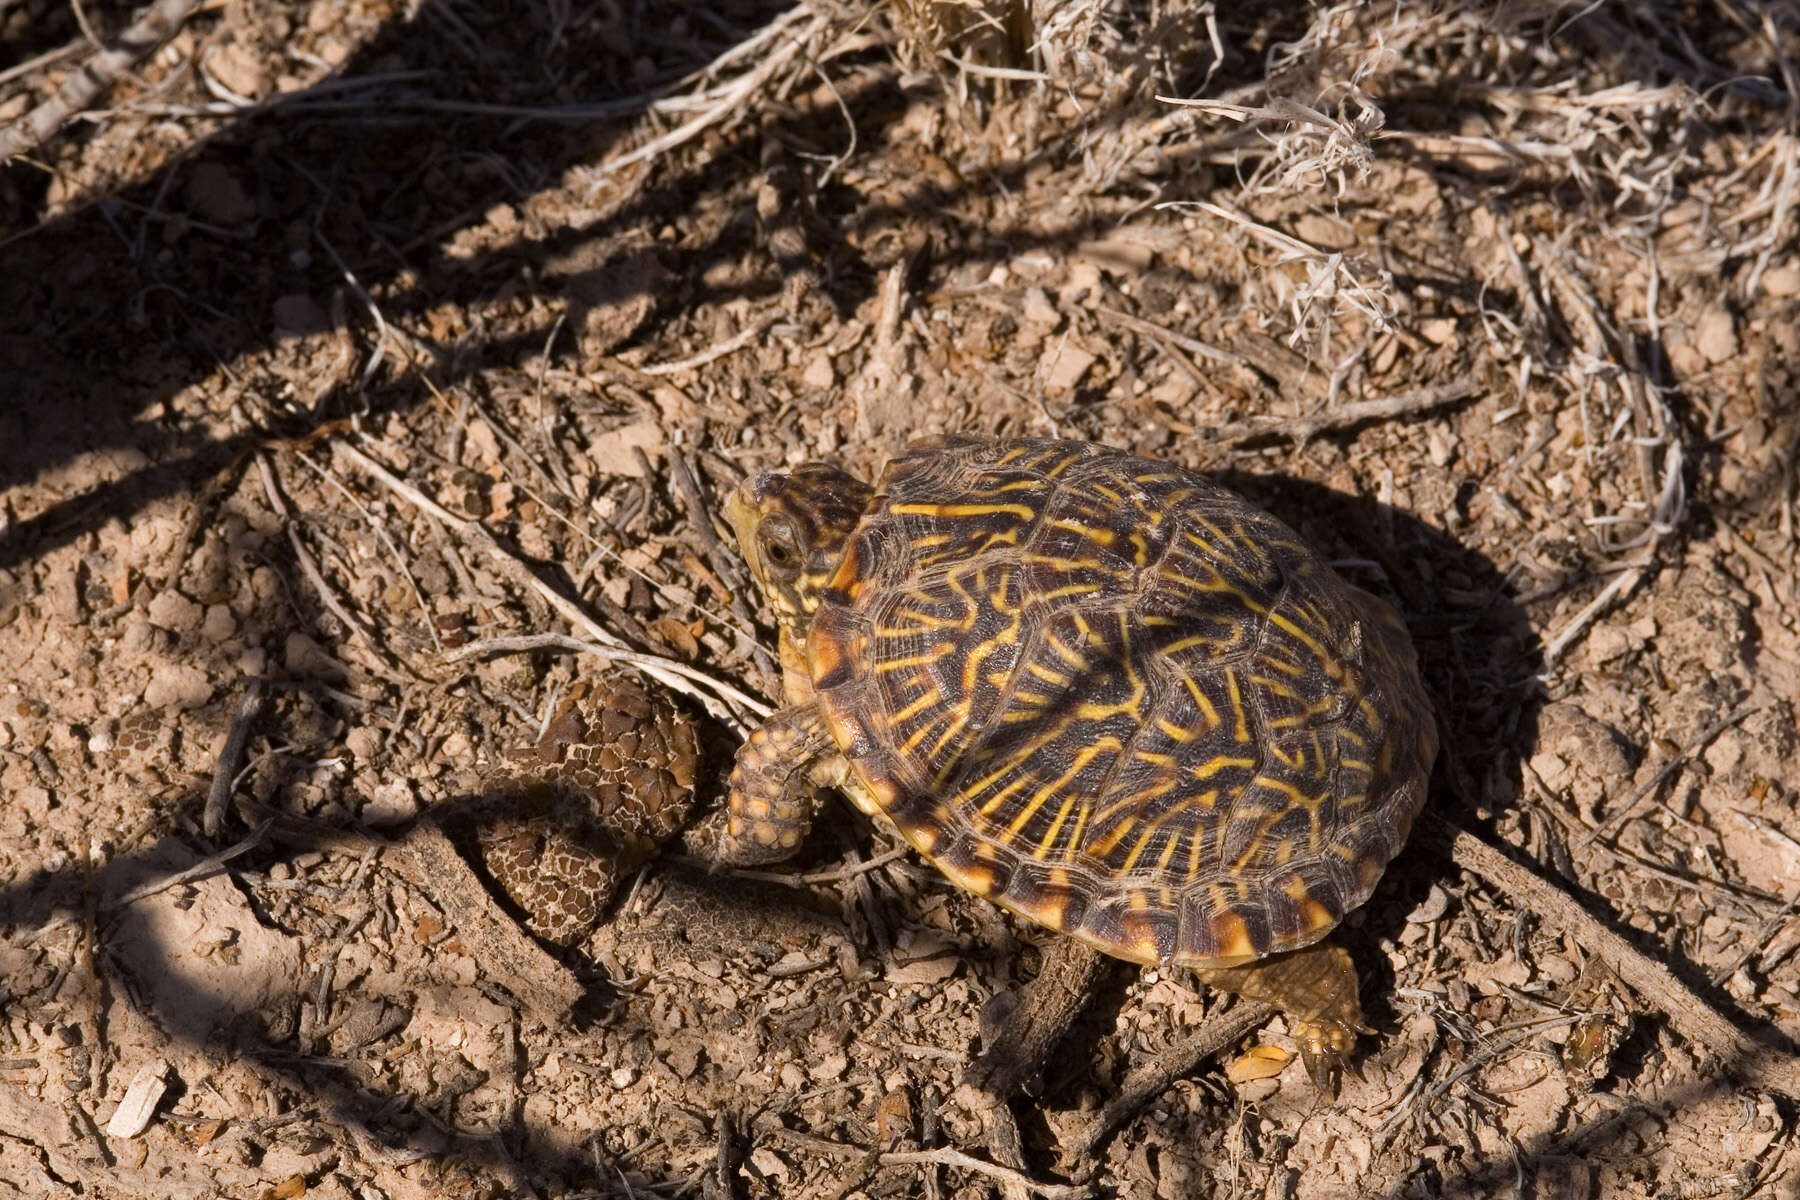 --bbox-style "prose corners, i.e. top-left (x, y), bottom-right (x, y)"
top-left (799, 436), bottom-right (1435, 970)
